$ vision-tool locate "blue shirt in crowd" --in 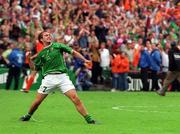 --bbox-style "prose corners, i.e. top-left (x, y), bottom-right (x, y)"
top-left (139, 49), bottom-right (151, 69)
top-left (150, 49), bottom-right (162, 72)
top-left (8, 48), bottom-right (25, 68)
